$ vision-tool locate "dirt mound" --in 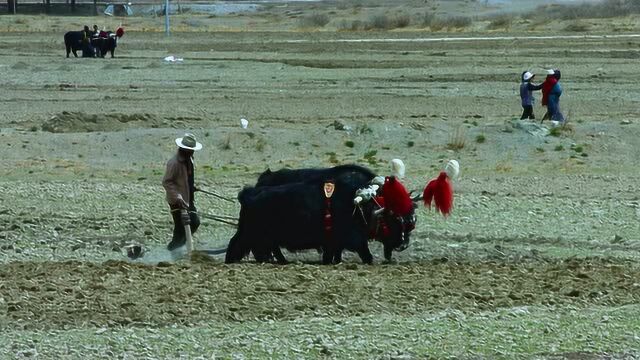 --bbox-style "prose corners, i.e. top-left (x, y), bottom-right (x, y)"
top-left (41, 111), bottom-right (165, 133)
top-left (11, 62), bottom-right (29, 70)
top-left (1, 258), bottom-right (638, 330)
